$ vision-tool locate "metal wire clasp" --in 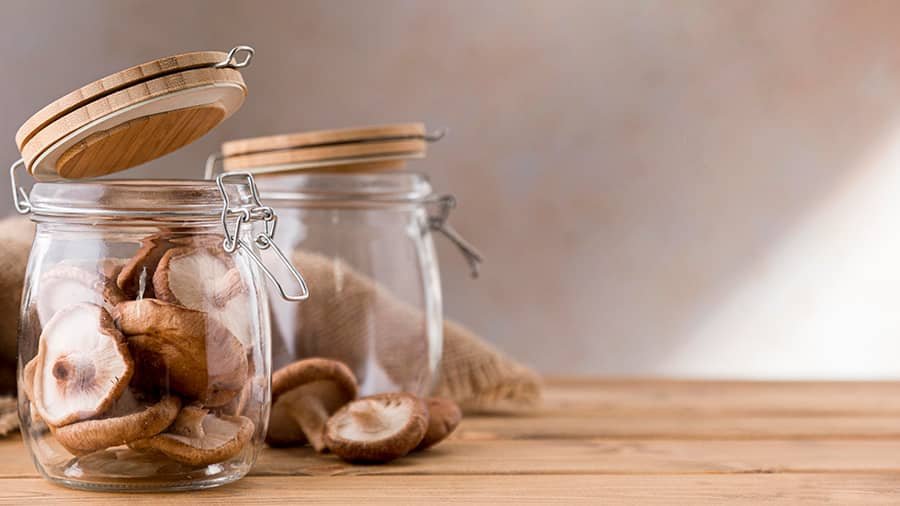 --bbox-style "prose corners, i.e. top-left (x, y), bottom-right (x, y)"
top-left (216, 172), bottom-right (309, 301)
top-left (214, 46), bottom-right (255, 69)
top-left (428, 194), bottom-right (484, 278)
top-left (9, 159), bottom-right (32, 214)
